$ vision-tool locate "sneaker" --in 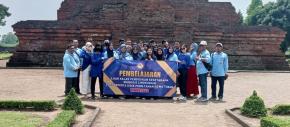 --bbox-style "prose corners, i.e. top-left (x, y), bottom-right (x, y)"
top-left (101, 96), bottom-right (108, 99)
top-left (119, 96), bottom-right (125, 100)
top-left (179, 96), bottom-right (187, 101)
top-left (218, 98), bottom-right (223, 101)
top-left (172, 97), bottom-right (178, 101)
top-left (192, 95), bottom-right (198, 99)
top-left (209, 97), bottom-right (217, 101)
top-left (197, 97), bottom-right (207, 102)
